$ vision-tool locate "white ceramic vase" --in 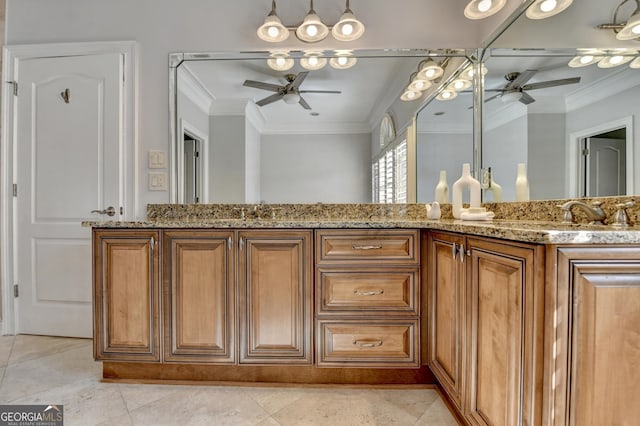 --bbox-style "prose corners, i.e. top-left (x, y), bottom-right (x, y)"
top-left (452, 163), bottom-right (481, 219)
top-left (515, 163), bottom-right (530, 202)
